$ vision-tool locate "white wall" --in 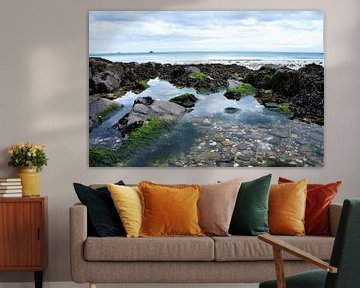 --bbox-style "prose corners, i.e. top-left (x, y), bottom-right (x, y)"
top-left (0, 0), bottom-right (359, 282)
